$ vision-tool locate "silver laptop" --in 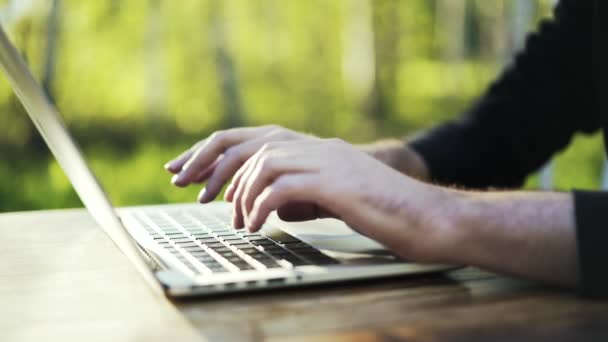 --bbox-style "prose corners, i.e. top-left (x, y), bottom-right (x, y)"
top-left (0, 25), bottom-right (454, 297)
